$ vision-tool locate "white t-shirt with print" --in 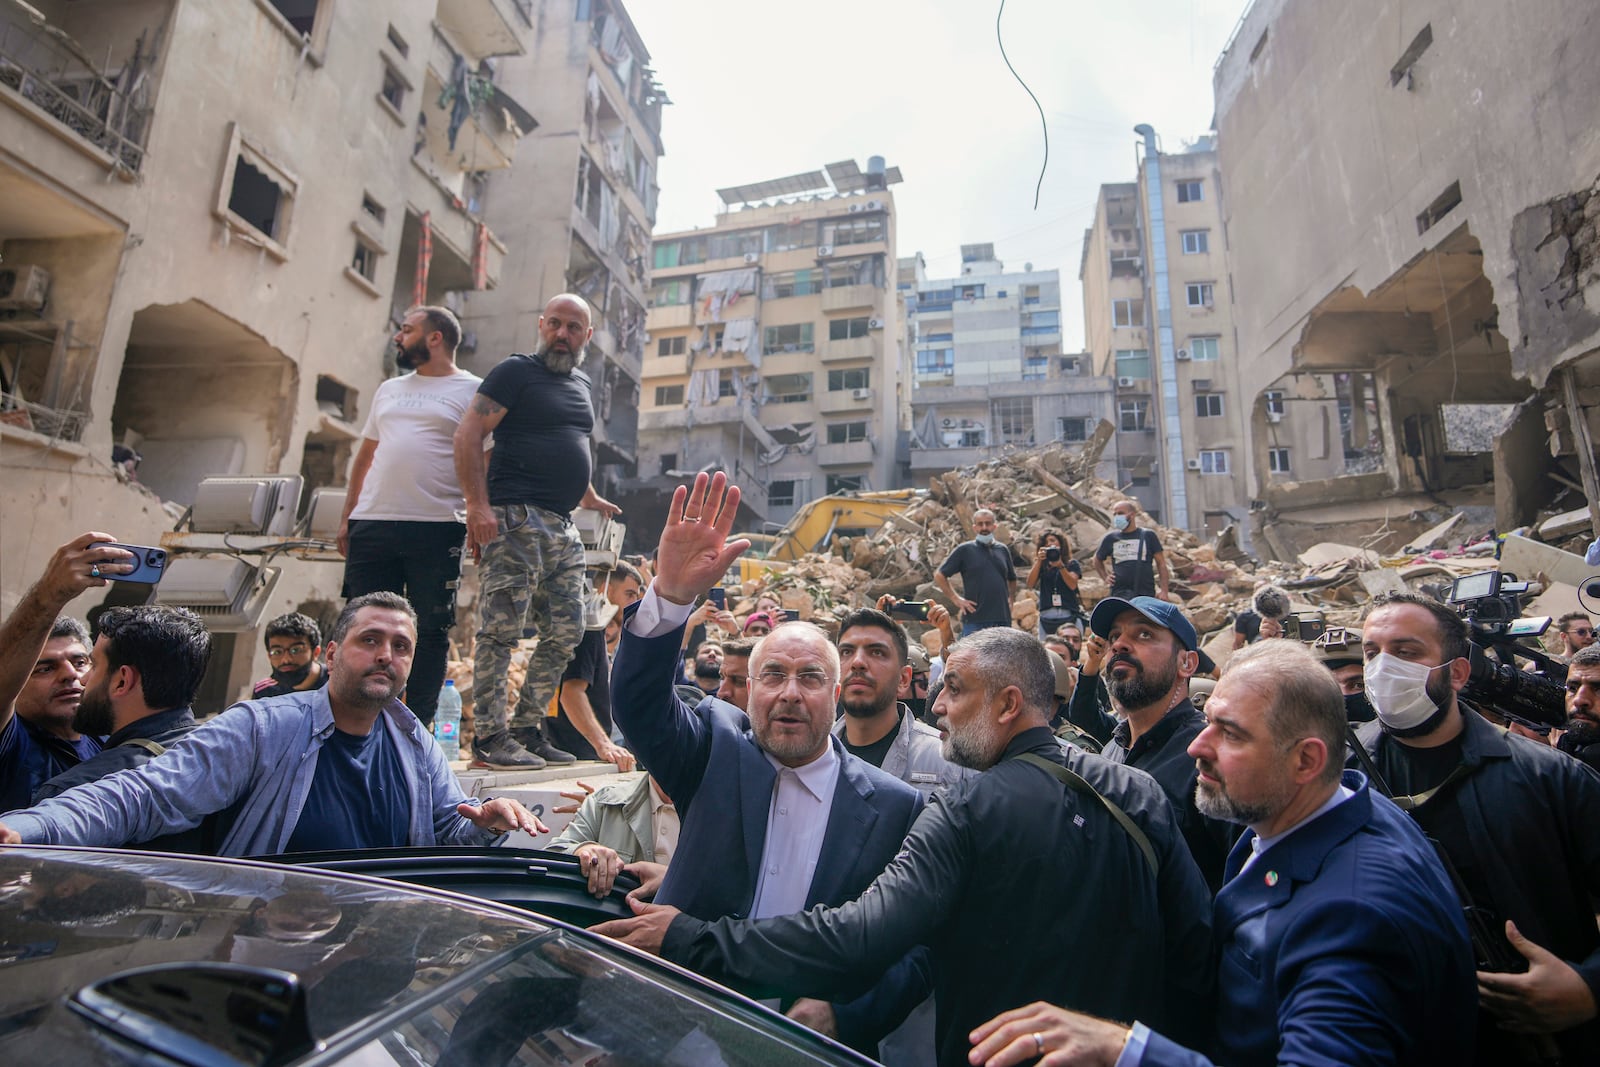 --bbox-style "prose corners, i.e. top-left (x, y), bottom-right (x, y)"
top-left (349, 370), bottom-right (481, 523)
